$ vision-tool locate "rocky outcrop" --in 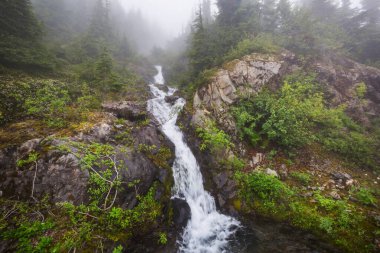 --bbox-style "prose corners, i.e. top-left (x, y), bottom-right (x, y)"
top-left (102, 101), bottom-right (148, 121)
top-left (192, 51), bottom-right (380, 131)
top-left (165, 95), bottom-right (180, 105)
top-left (188, 51), bottom-right (380, 215)
top-left (171, 198), bottom-right (191, 230)
top-left (192, 51), bottom-right (297, 133)
top-left (0, 112), bottom-right (175, 208)
top-left (313, 54), bottom-right (380, 125)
